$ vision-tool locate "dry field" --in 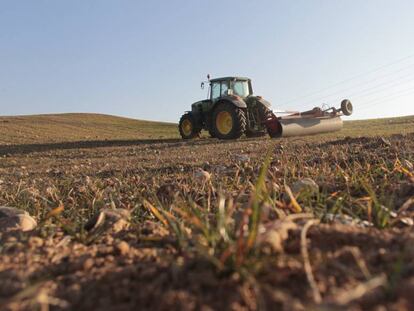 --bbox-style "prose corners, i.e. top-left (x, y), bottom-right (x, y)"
top-left (0, 114), bottom-right (414, 310)
top-left (0, 113), bottom-right (177, 145)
